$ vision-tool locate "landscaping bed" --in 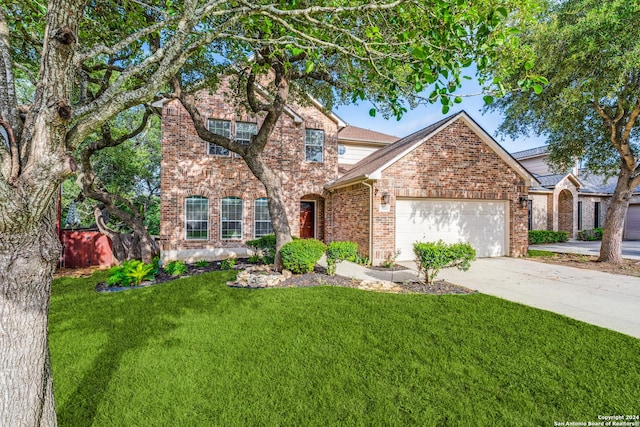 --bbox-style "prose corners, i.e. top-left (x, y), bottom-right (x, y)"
top-left (82, 260), bottom-right (472, 295)
top-left (527, 250), bottom-right (640, 277)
